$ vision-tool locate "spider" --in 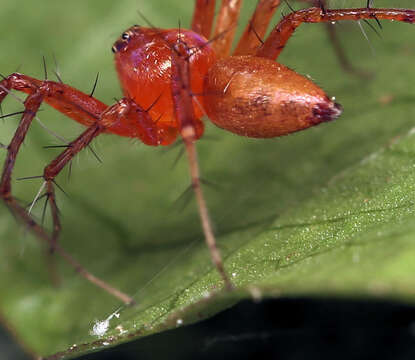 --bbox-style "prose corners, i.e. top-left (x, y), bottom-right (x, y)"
top-left (1, 0), bottom-right (414, 304)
